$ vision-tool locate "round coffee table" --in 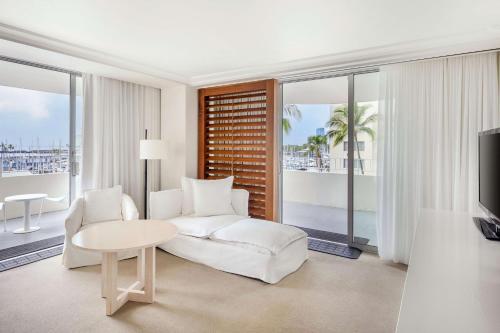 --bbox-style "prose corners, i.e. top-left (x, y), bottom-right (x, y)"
top-left (72, 220), bottom-right (177, 315)
top-left (5, 193), bottom-right (47, 233)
